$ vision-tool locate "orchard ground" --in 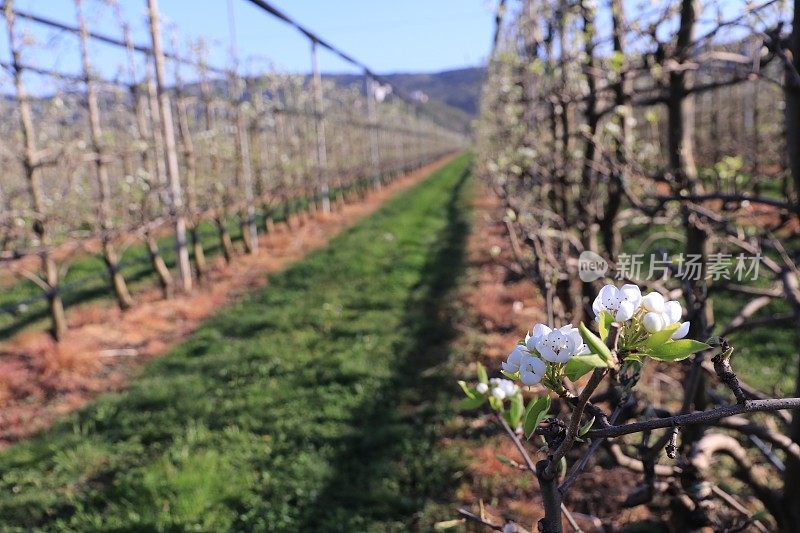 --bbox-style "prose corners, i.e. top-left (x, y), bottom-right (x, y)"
top-left (0, 154), bottom-right (794, 531)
